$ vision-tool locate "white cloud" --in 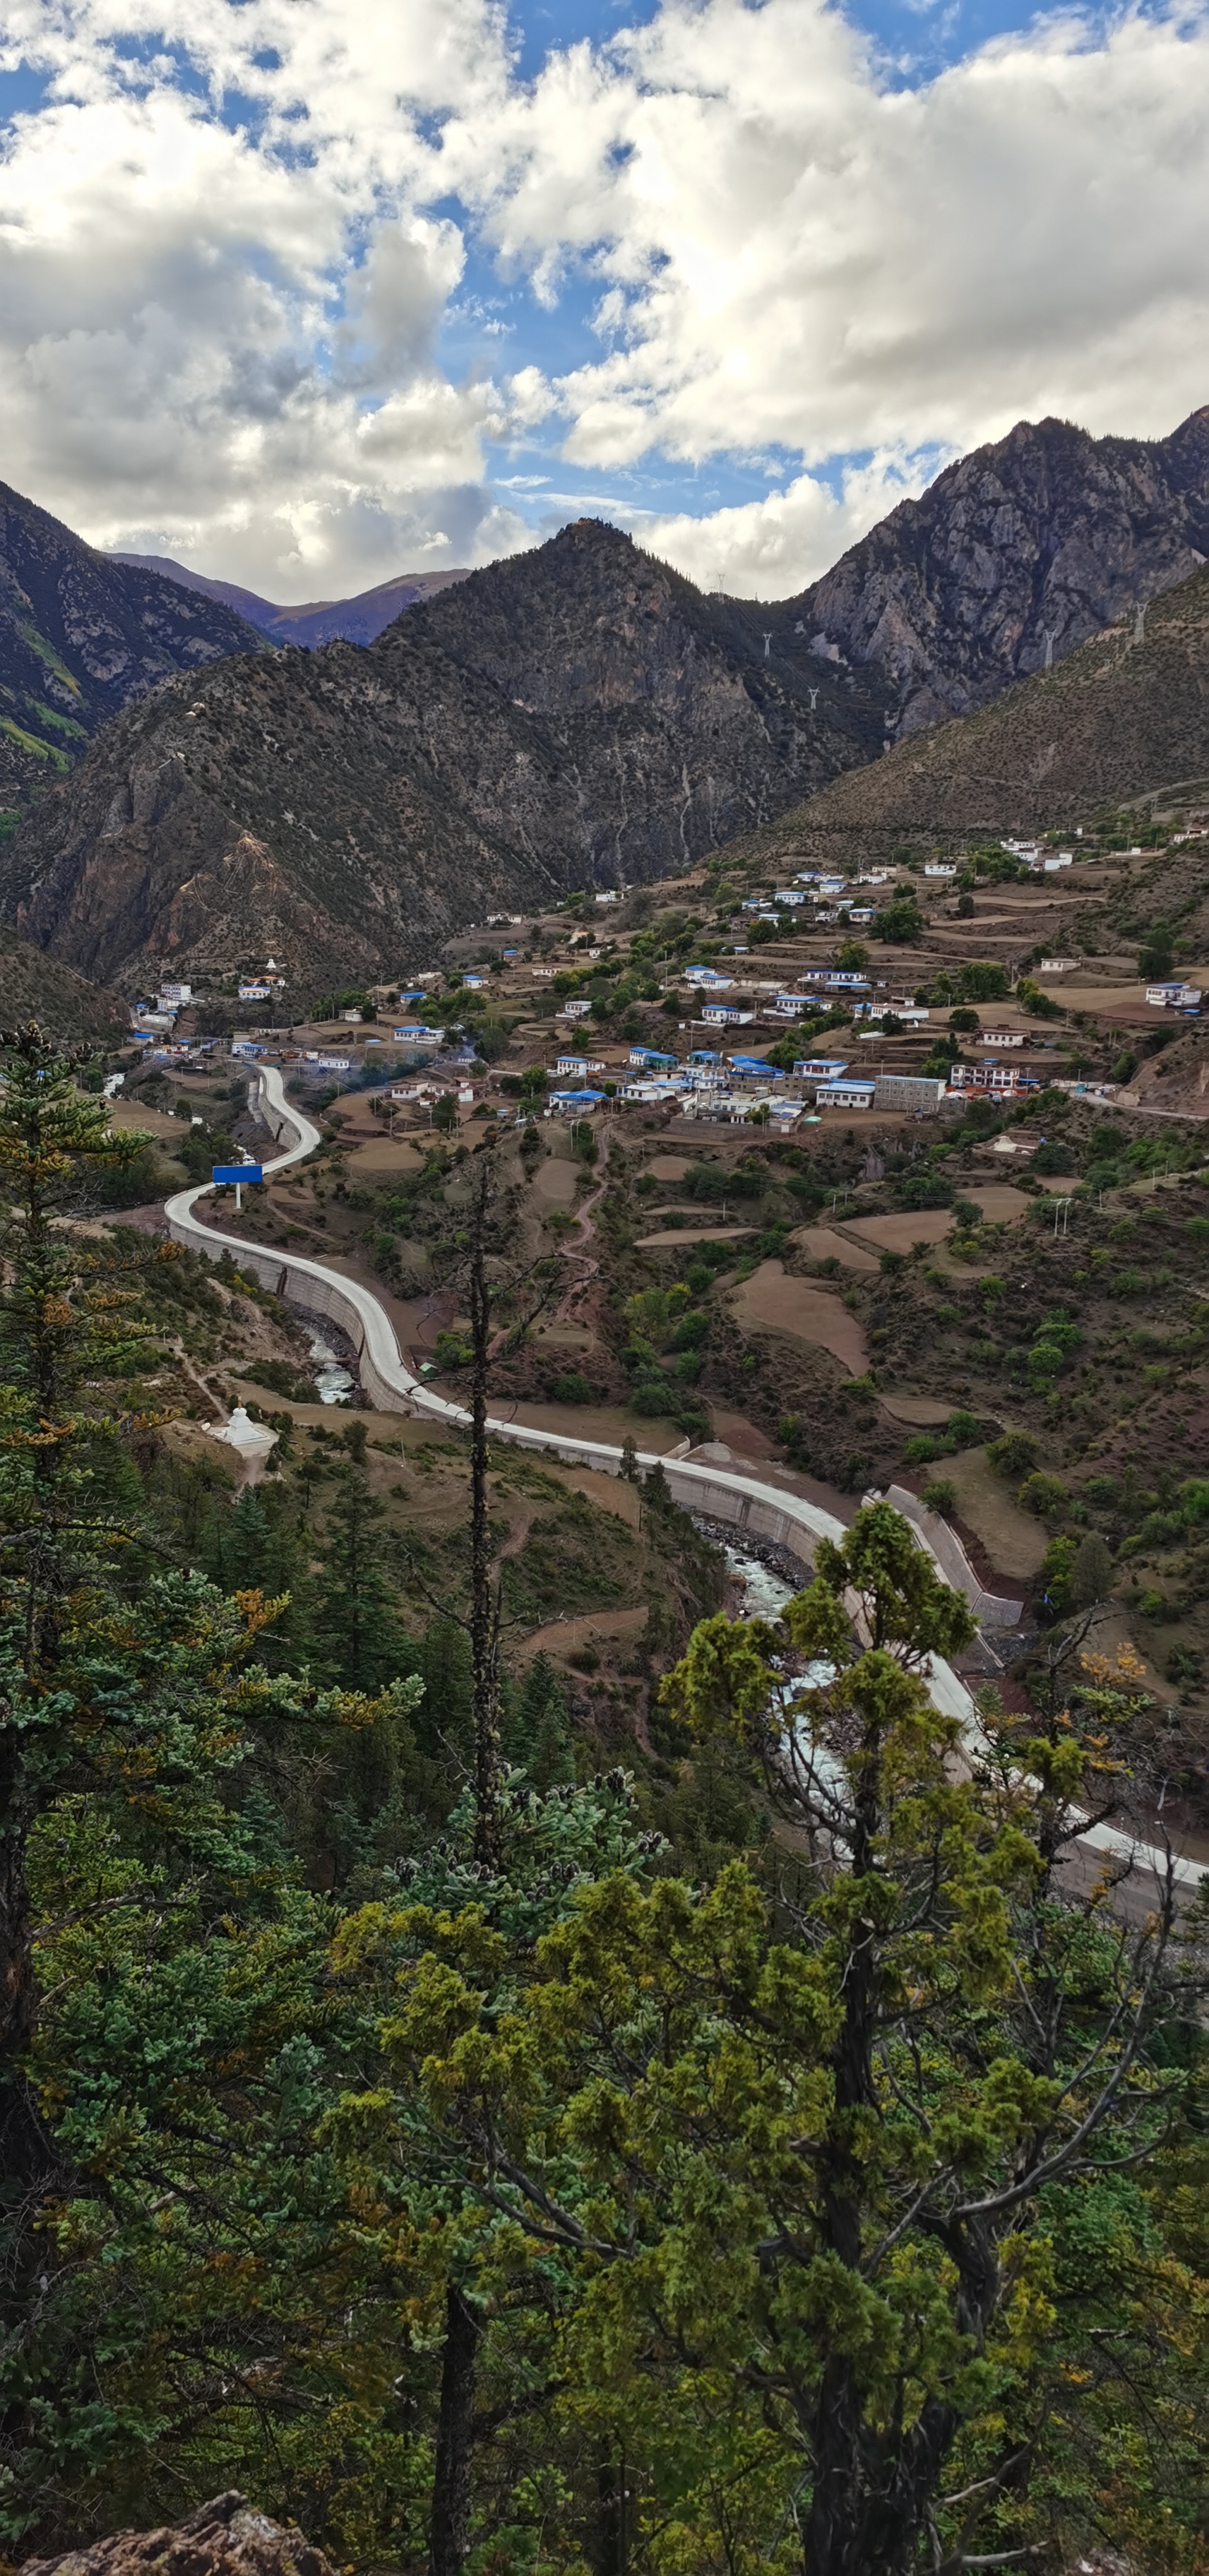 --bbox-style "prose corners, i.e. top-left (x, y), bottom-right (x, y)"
top-left (631, 449), bottom-right (948, 597)
top-left (463, 0), bottom-right (1209, 472)
top-left (1, 0), bottom-right (1209, 599)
